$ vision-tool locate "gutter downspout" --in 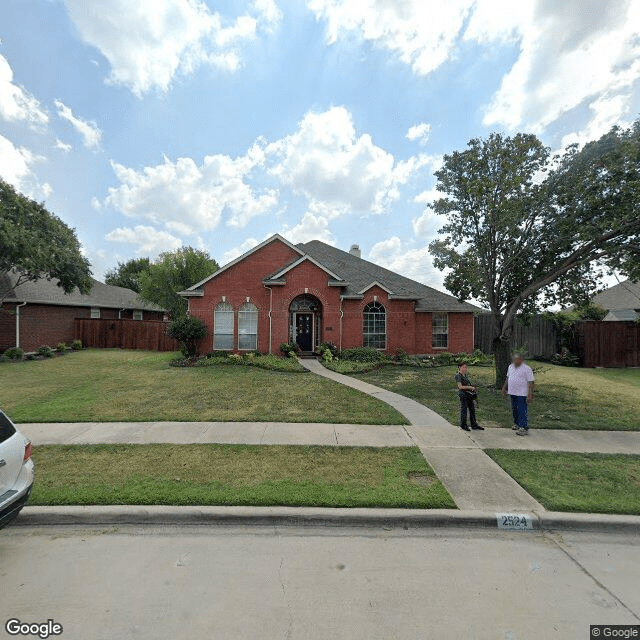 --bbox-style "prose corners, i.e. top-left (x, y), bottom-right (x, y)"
top-left (264, 285), bottom-right (273, 354)
top-left (118, 308), bottom-right (126, 319)
top-left (339, 297), bottom-right (344, 352)
top-left (16, 301), bottom-right (27, 348)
